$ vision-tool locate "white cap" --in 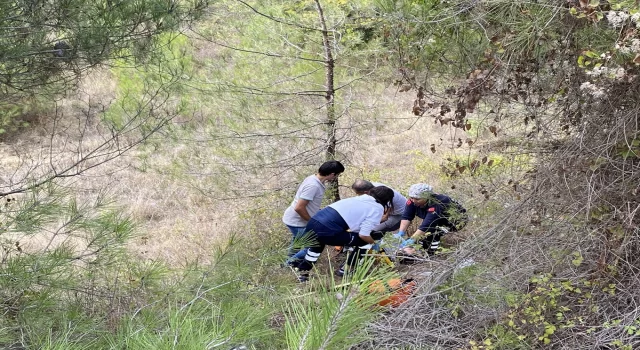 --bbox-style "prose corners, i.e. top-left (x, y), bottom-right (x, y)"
top-left (408, 183), bottom-right (433, 198)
